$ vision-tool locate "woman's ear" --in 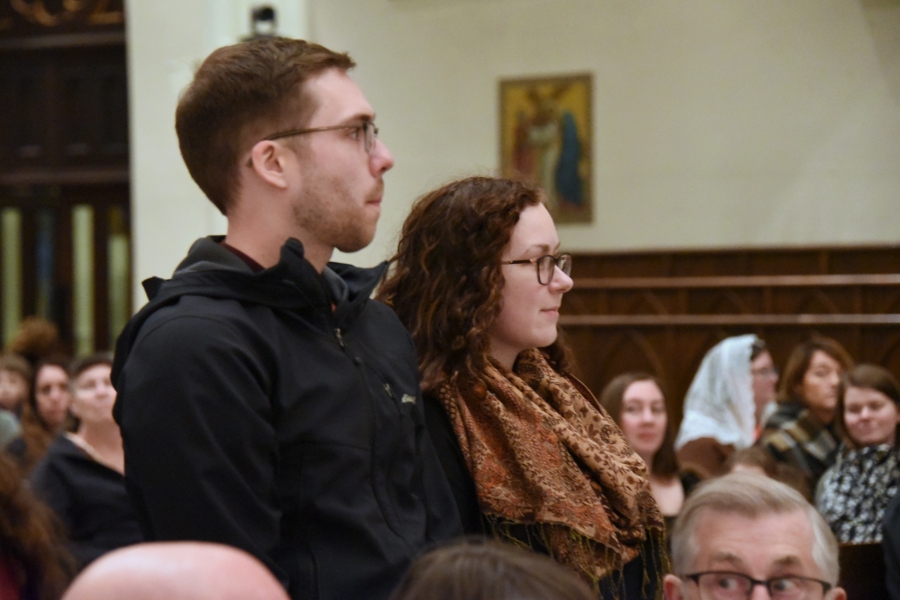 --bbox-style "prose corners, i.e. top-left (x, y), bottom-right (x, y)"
top-left (248, 140), bottom-right (290, 190)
